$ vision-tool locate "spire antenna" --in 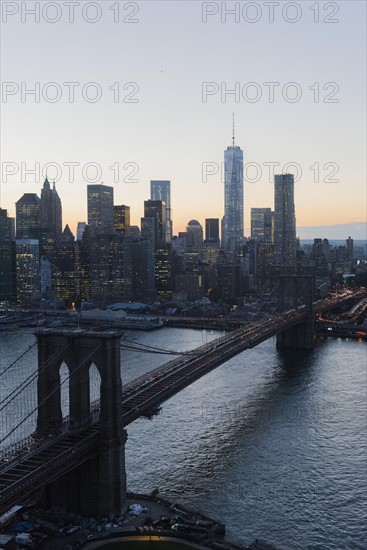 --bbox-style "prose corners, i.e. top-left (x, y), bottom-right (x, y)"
top-left (232, 112), bottom-right (235, 146)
